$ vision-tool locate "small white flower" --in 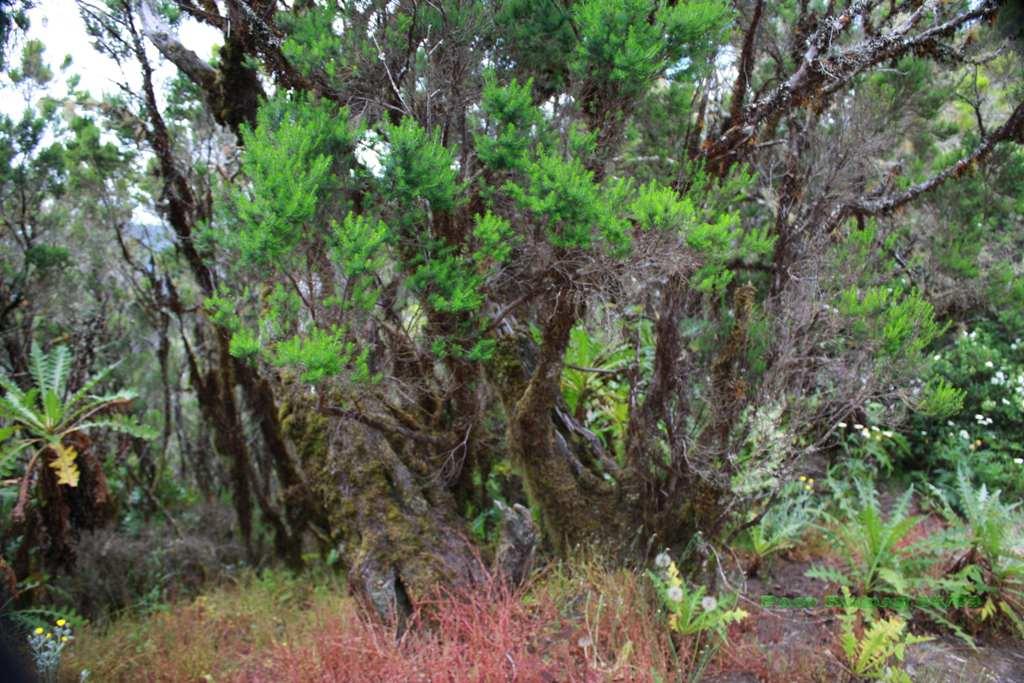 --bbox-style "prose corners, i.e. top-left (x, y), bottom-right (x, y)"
top-left (837, 421), bottom-right (847, 428)
top-left (701, 596), bottom-right (718, 611)
top-left (883, 430), bottom-right (894, 438)
top-left (959, 430), bottom-right (971, 440)
top-left (1014, 458), bottom-right (1023, 465)
top-left (655, 552), bottom-right (671, 569)
top-left (666, 586), bottom-right (684, 602)
top-left (854, 424), bottom-right (864, 430)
